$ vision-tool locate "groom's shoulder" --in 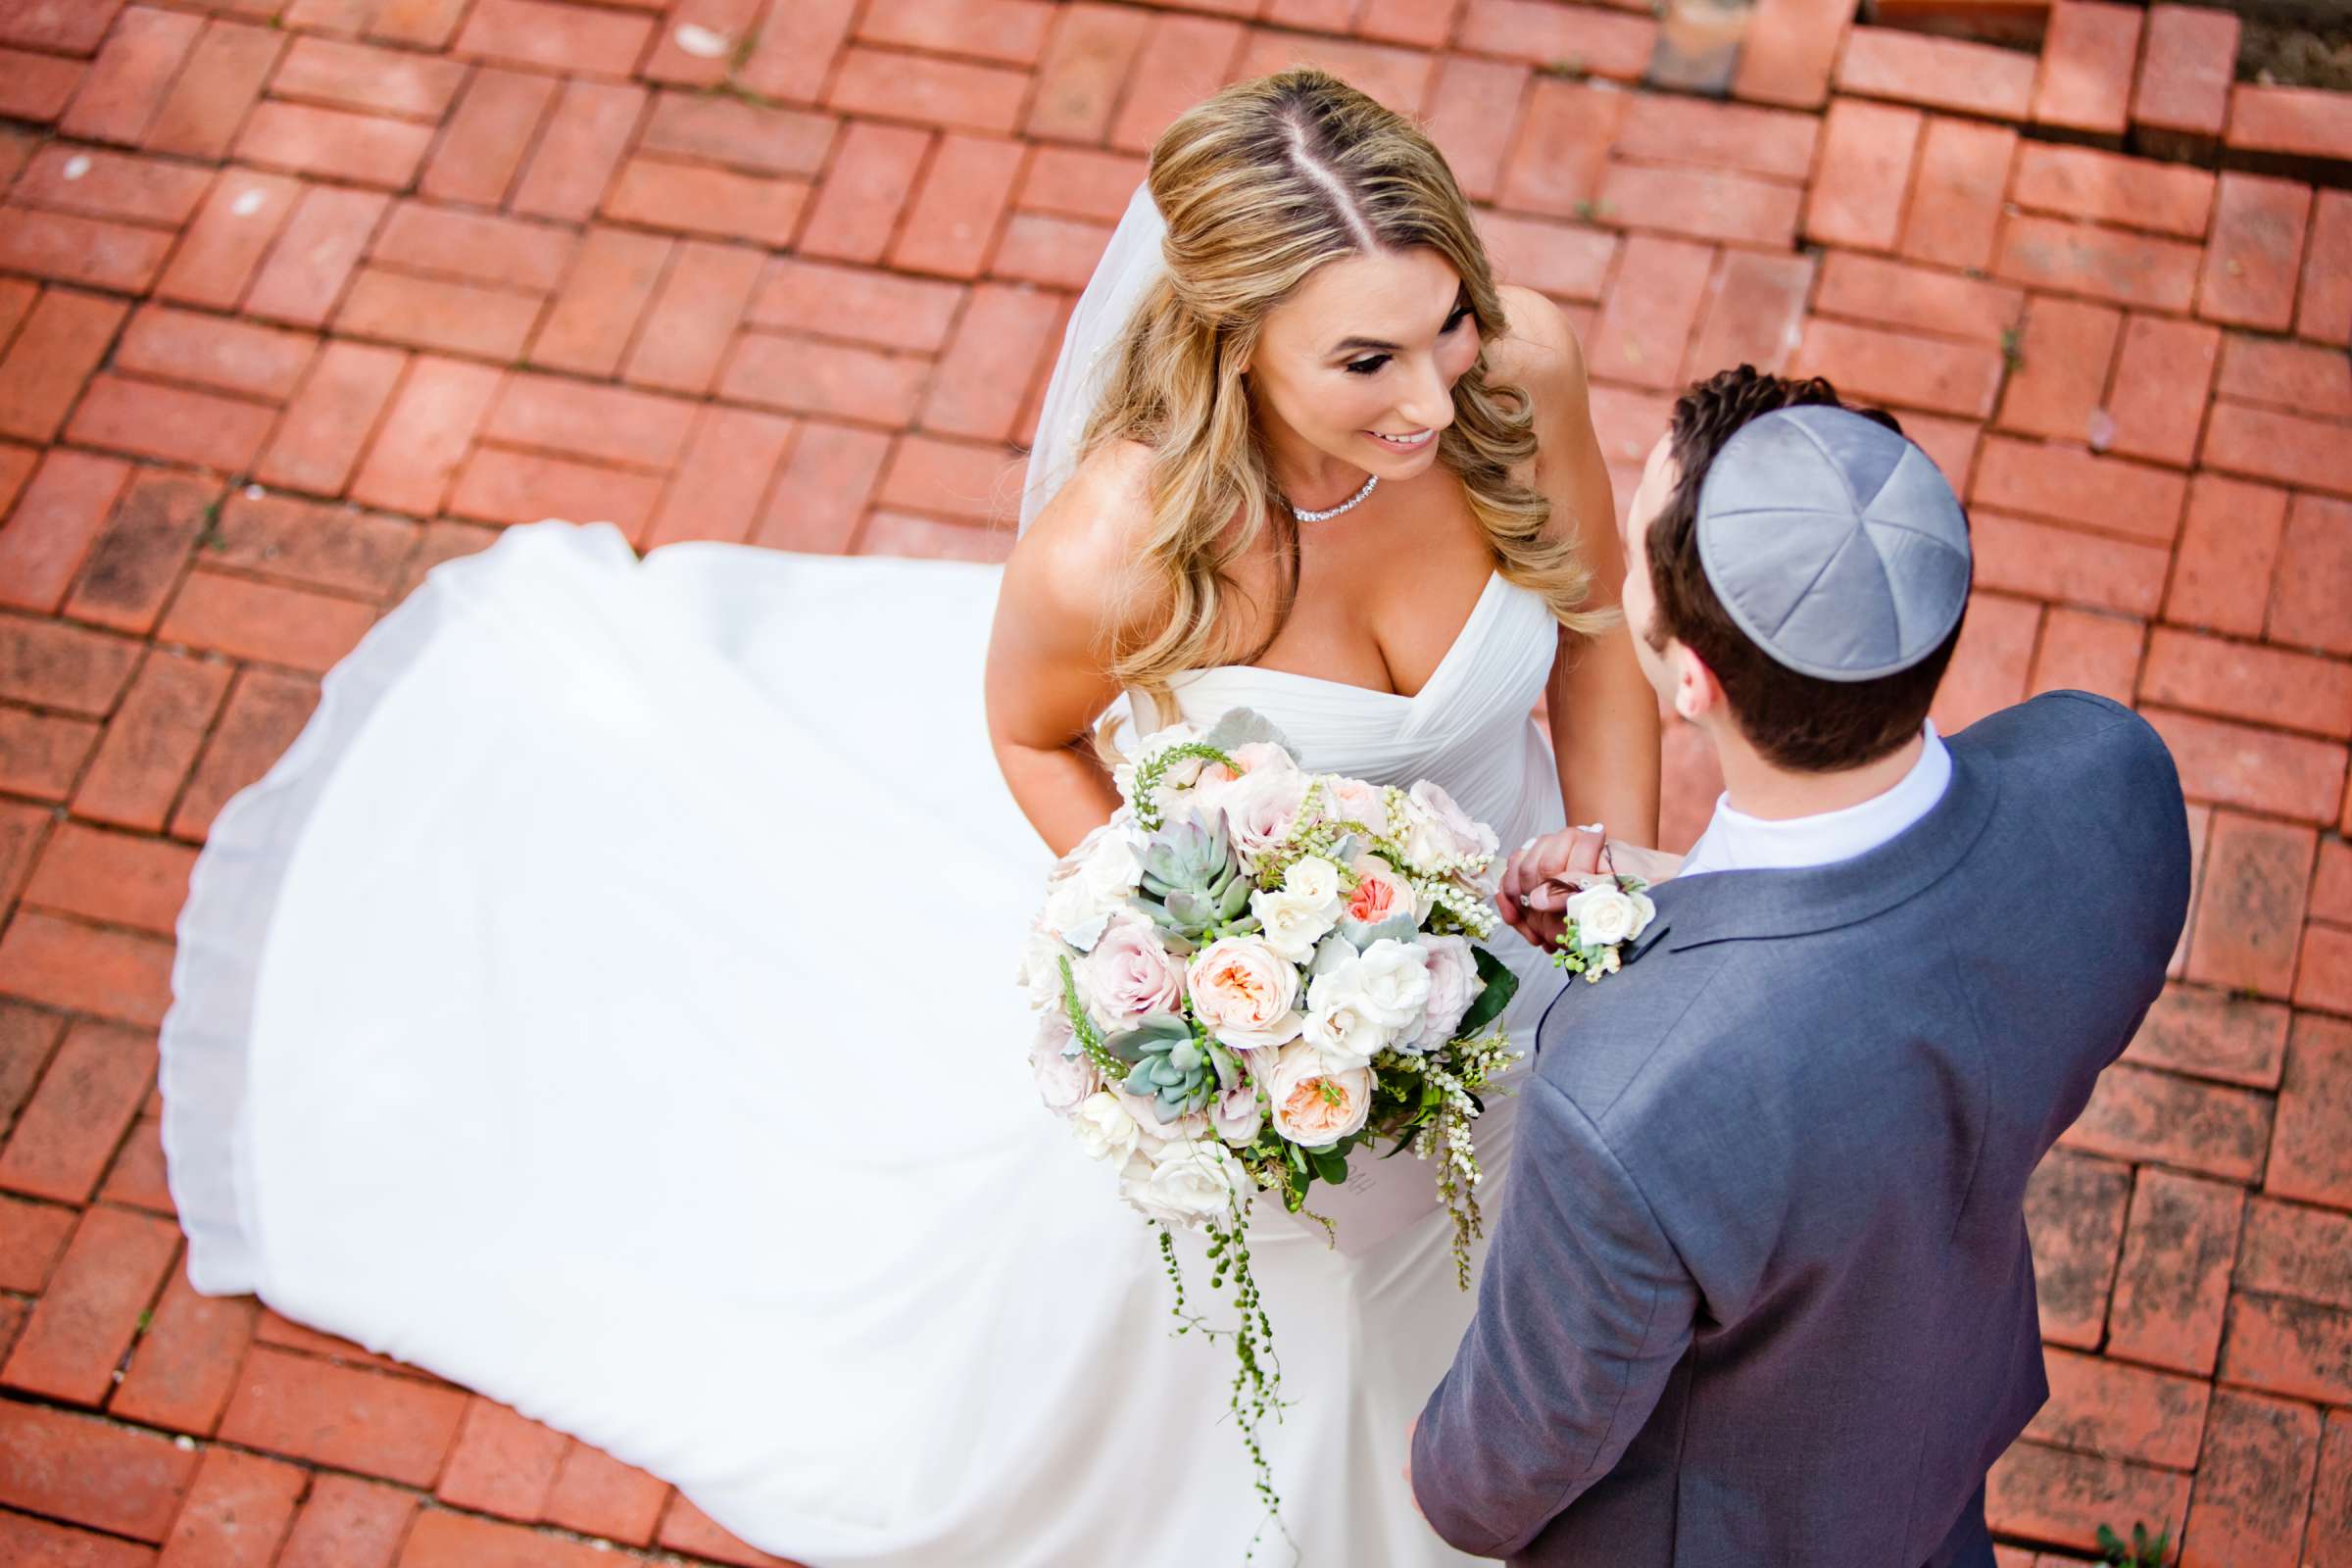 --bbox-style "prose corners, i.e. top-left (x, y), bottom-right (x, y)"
top-left (1952, 690), bottom-right (2181, 839)
top-left (1955, 689), bottom-right (2168, 778)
